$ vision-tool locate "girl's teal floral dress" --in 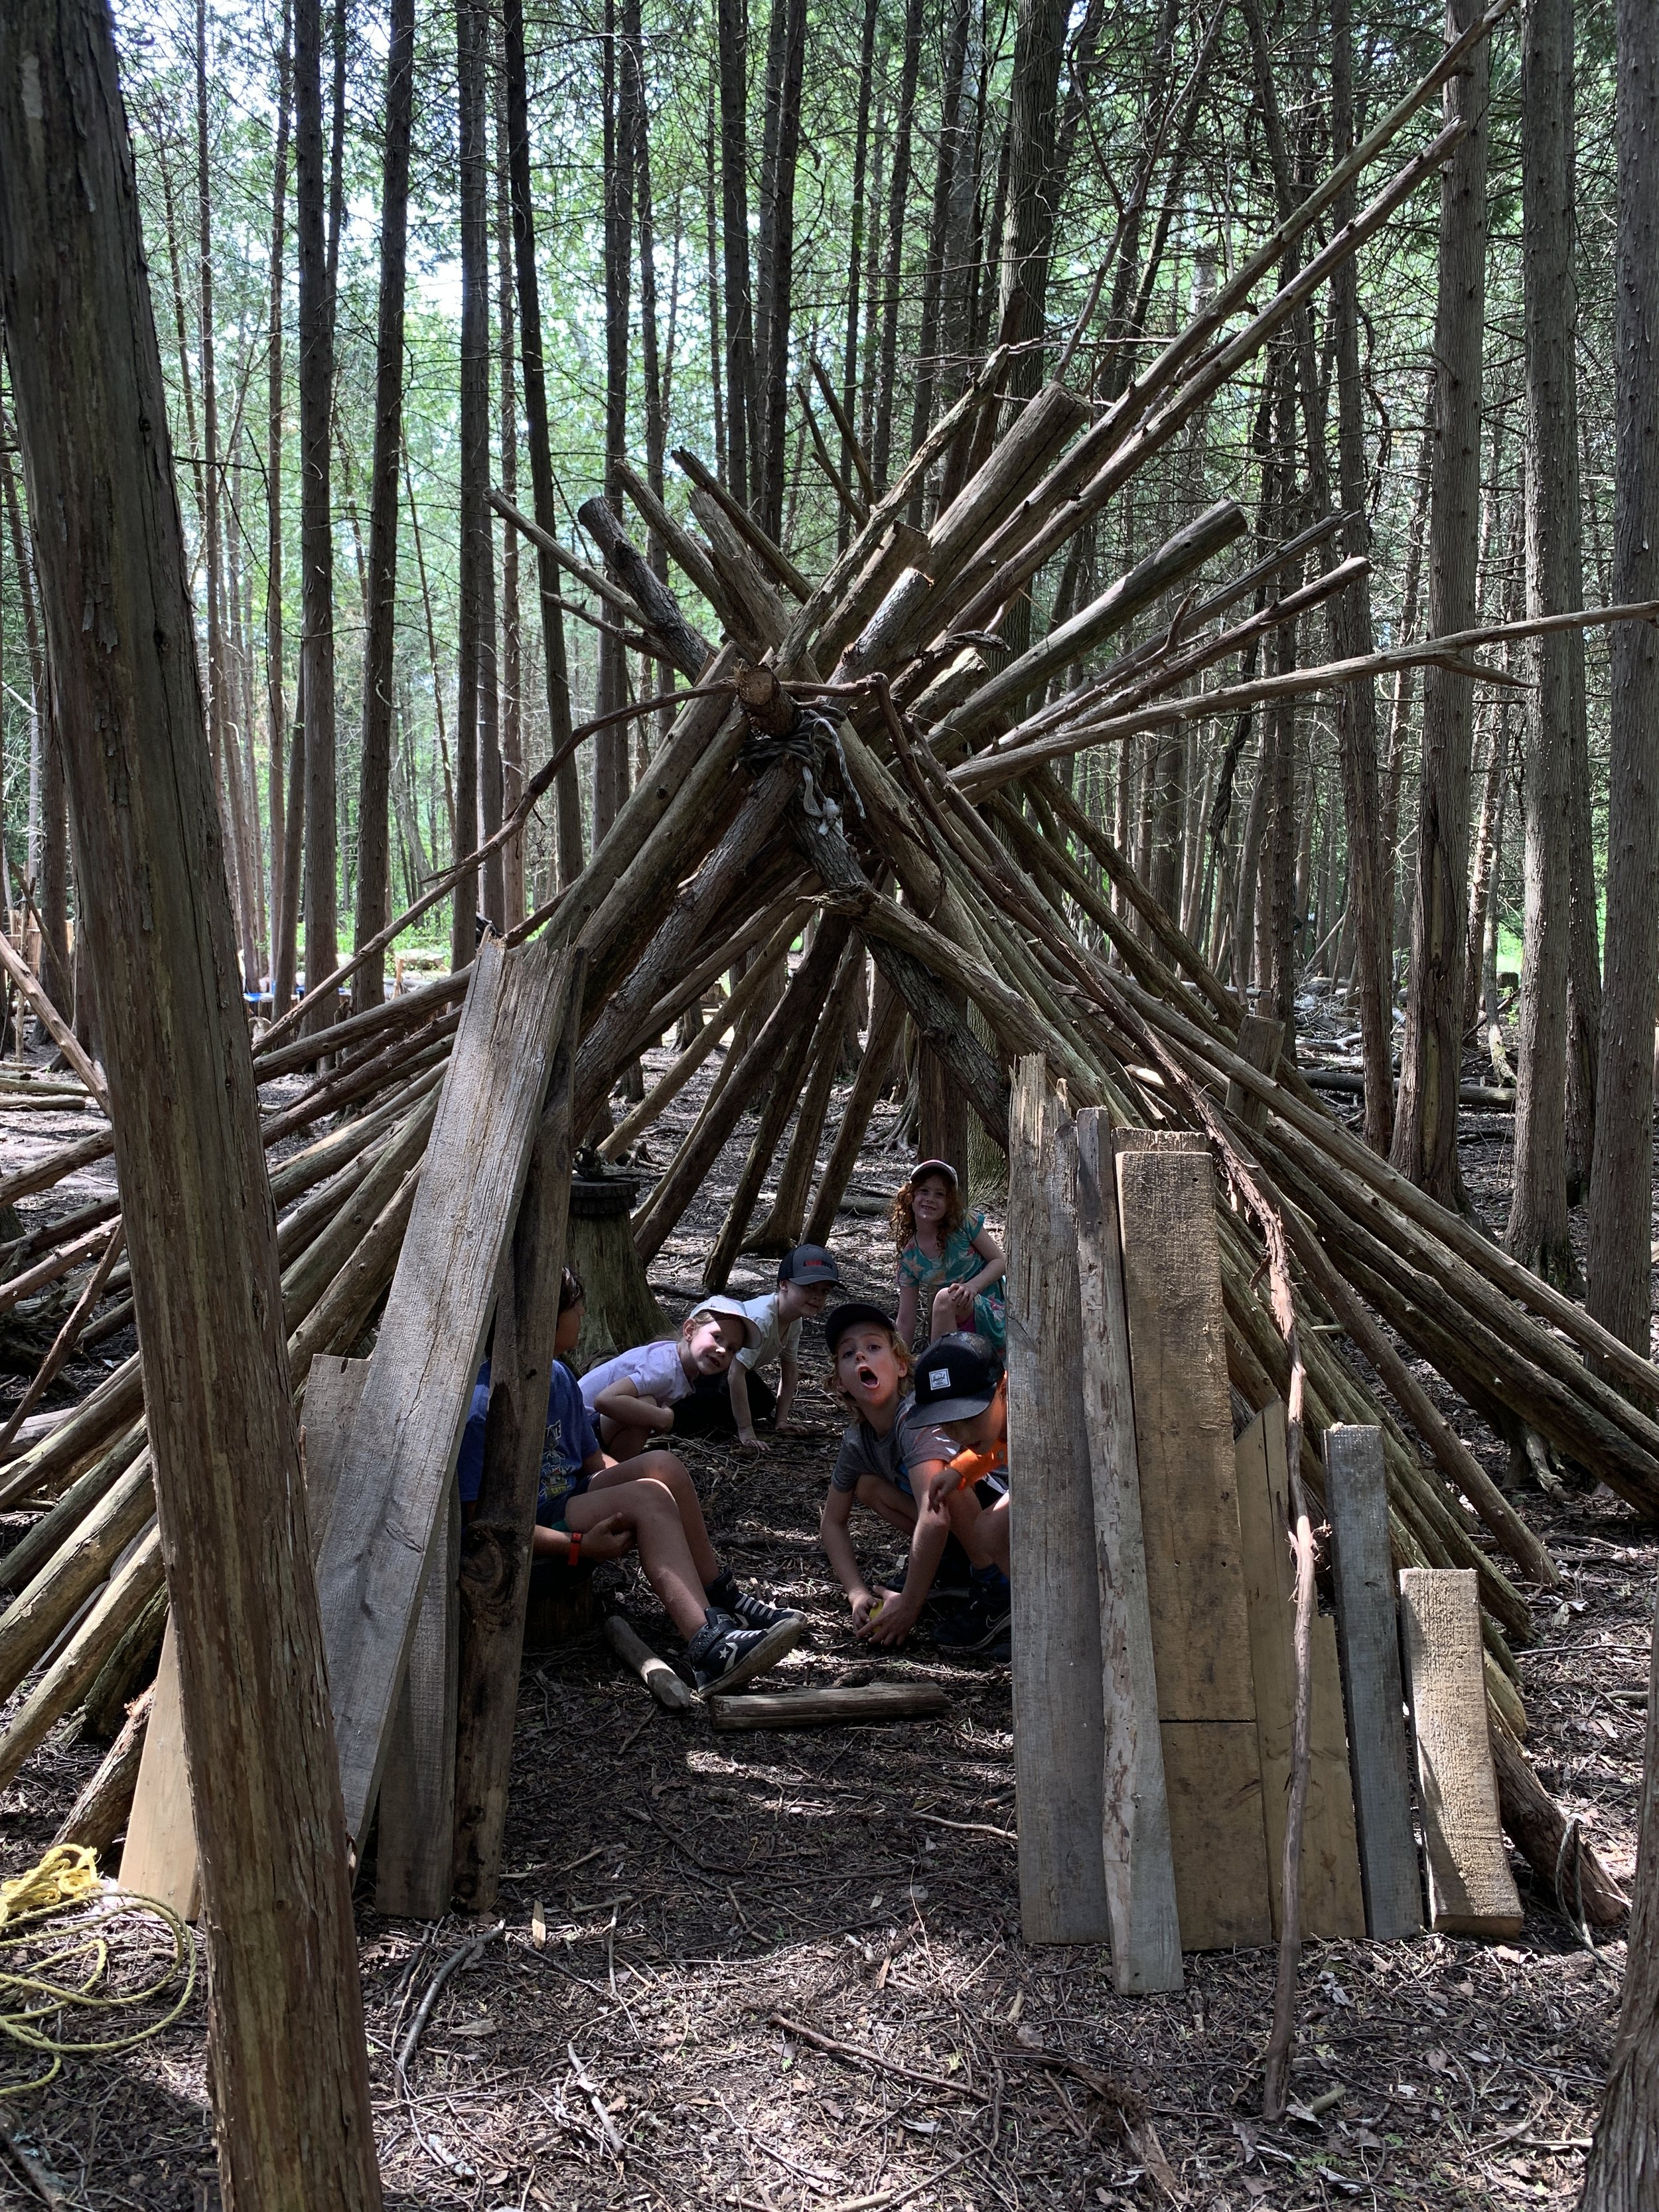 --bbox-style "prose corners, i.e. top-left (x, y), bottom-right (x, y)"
top-left (897, 1208), bottom-right (1007, 1347)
